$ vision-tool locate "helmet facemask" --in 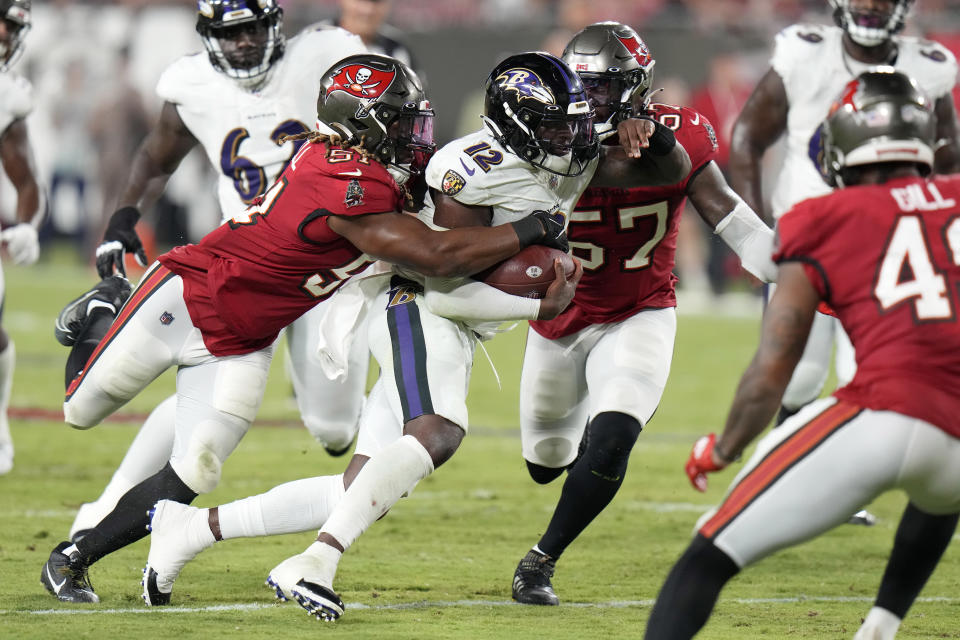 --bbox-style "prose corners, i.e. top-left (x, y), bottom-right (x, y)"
top-left (0, 0), bottom-right (30, 72)
top-left (372, 100), bottom-right (436, 185)
top-left (830, 0), bottom-right (914, 47)
top-left (197, 0), bottom-right (285, 90)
